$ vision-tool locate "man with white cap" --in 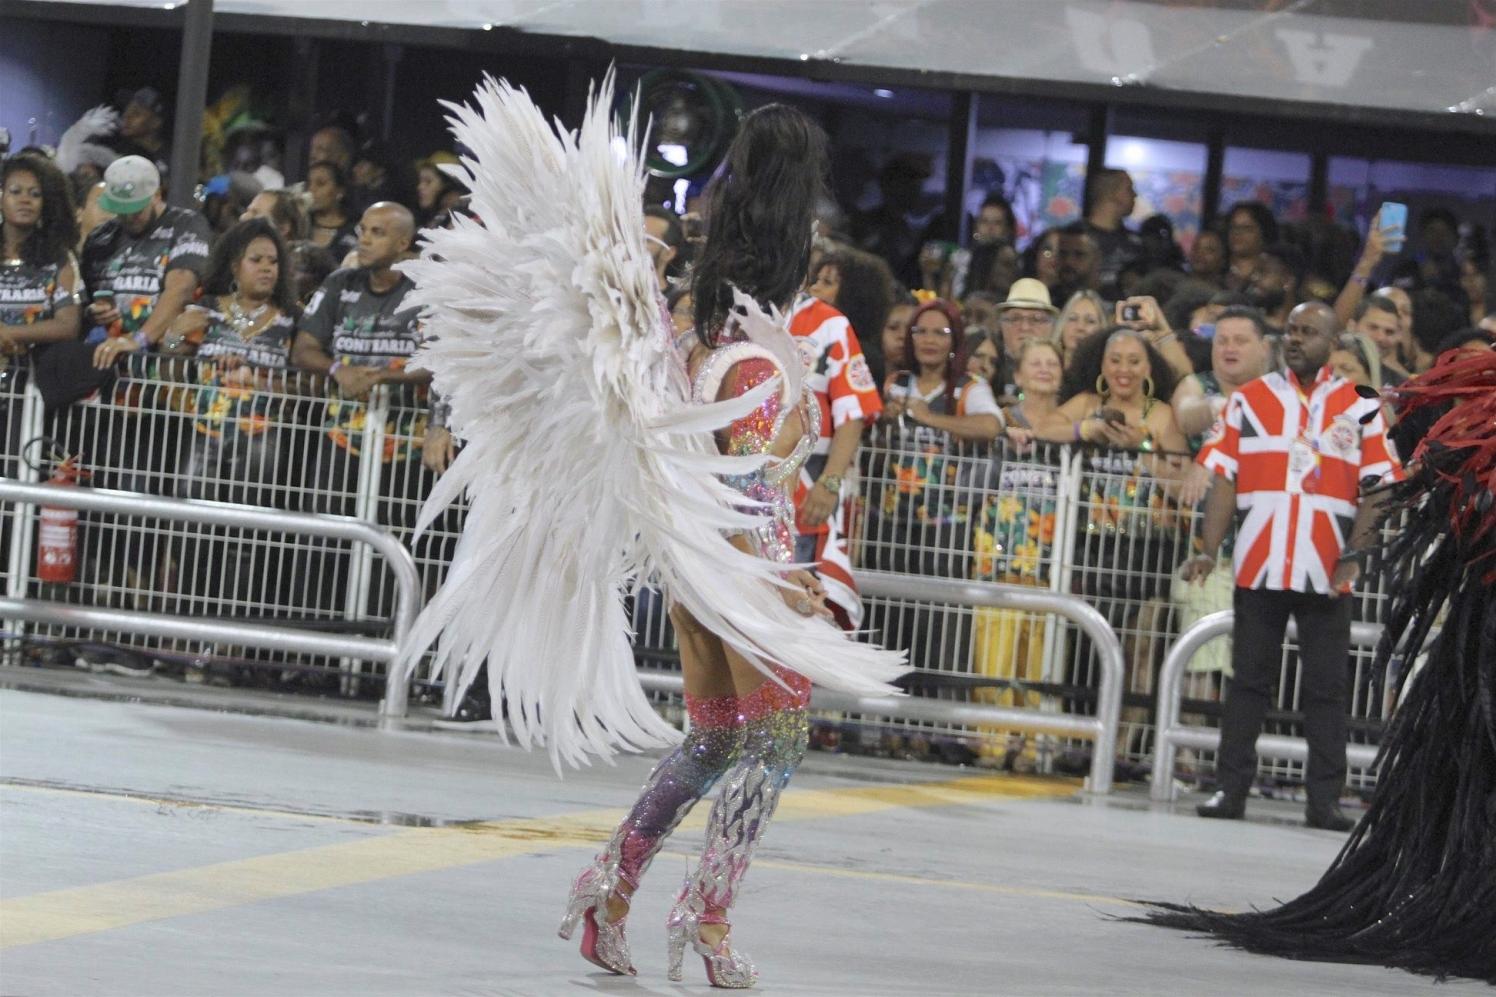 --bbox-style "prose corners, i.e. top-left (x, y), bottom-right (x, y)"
top-left (992, 277), bottom-right (1059, 399)
top-left (83, 155), bottom-right (211, 369)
